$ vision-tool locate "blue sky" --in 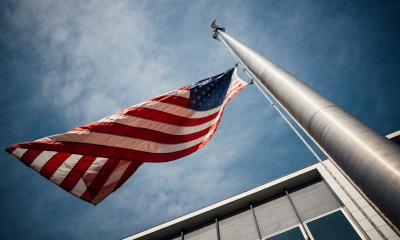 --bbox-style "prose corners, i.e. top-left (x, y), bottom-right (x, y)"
top-left (1, 0), bottom-right (399, 239)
